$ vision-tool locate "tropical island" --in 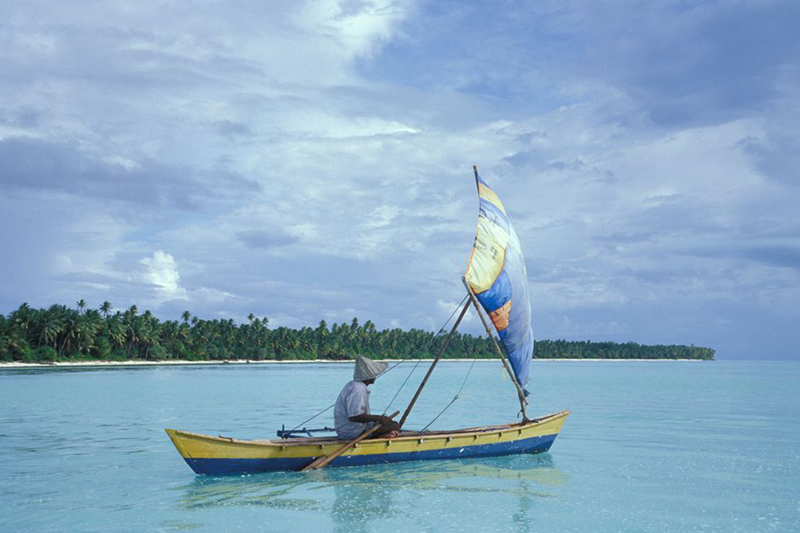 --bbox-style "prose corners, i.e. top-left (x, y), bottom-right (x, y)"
top-left (0, 301), bottom-right (715, 363)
